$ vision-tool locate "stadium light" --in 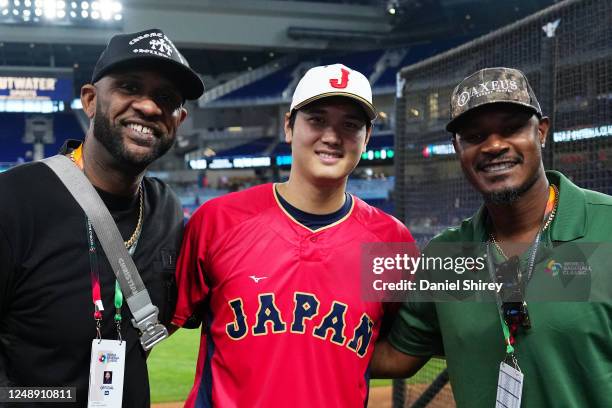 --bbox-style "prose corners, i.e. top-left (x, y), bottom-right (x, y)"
top-left (44, 9), bottom-right (56, 19)
top-left (99, 0), bottom-right (111, 19)
top-left (386, 0), bottom-right (399, 15)
top-left (0, 0), bottom-right (120, 25)
top-left (100, 0), bottom-right (111, 13)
